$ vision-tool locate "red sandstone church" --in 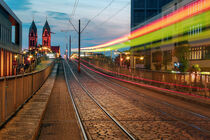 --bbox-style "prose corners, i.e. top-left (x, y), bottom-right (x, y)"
top-left (29, 20), bottom-right (60, 56)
